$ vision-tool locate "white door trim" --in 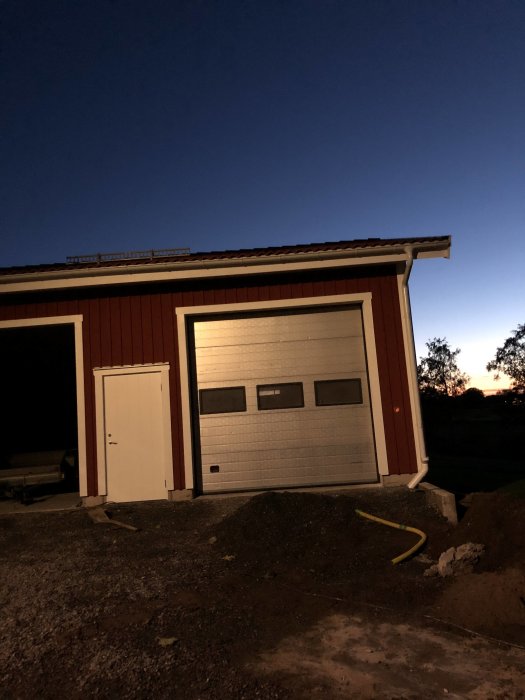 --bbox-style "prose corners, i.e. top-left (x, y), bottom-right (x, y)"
top-left (93, 363), bottom-right (174, 497)
top-left (176, 294), bottom-right (389, 490)
top-left (0, 315), bottom-right (88, 496)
